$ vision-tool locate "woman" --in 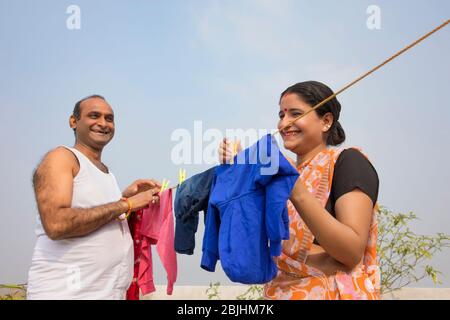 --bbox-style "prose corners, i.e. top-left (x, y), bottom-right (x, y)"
top-left (219, 81), bottom-right (380, 300)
